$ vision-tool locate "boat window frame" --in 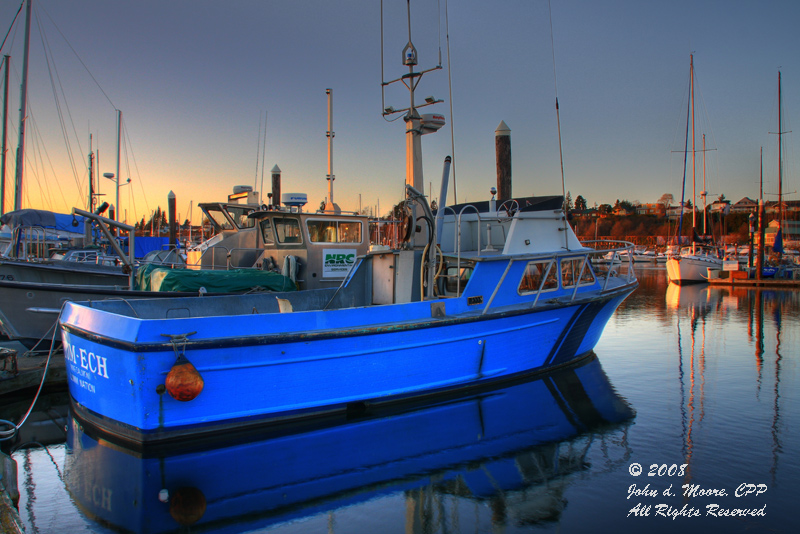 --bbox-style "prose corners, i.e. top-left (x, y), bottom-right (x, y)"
top-left (273, 216), bottom-right (304, 245)
top-left (517, 259), bottom-right (559, 295)
top-left (306, 218), bottom-right (363, 244)
top-left (444, 262), bottom-right (475, 295)
top-left (259, 218), bottom-right (275, 245)
top-left (226, 206), bottom-right (257, 229)
top-left (204, 206), bottom-right (236, 231)
top-left (560, 256), bottom-right (596, 288)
